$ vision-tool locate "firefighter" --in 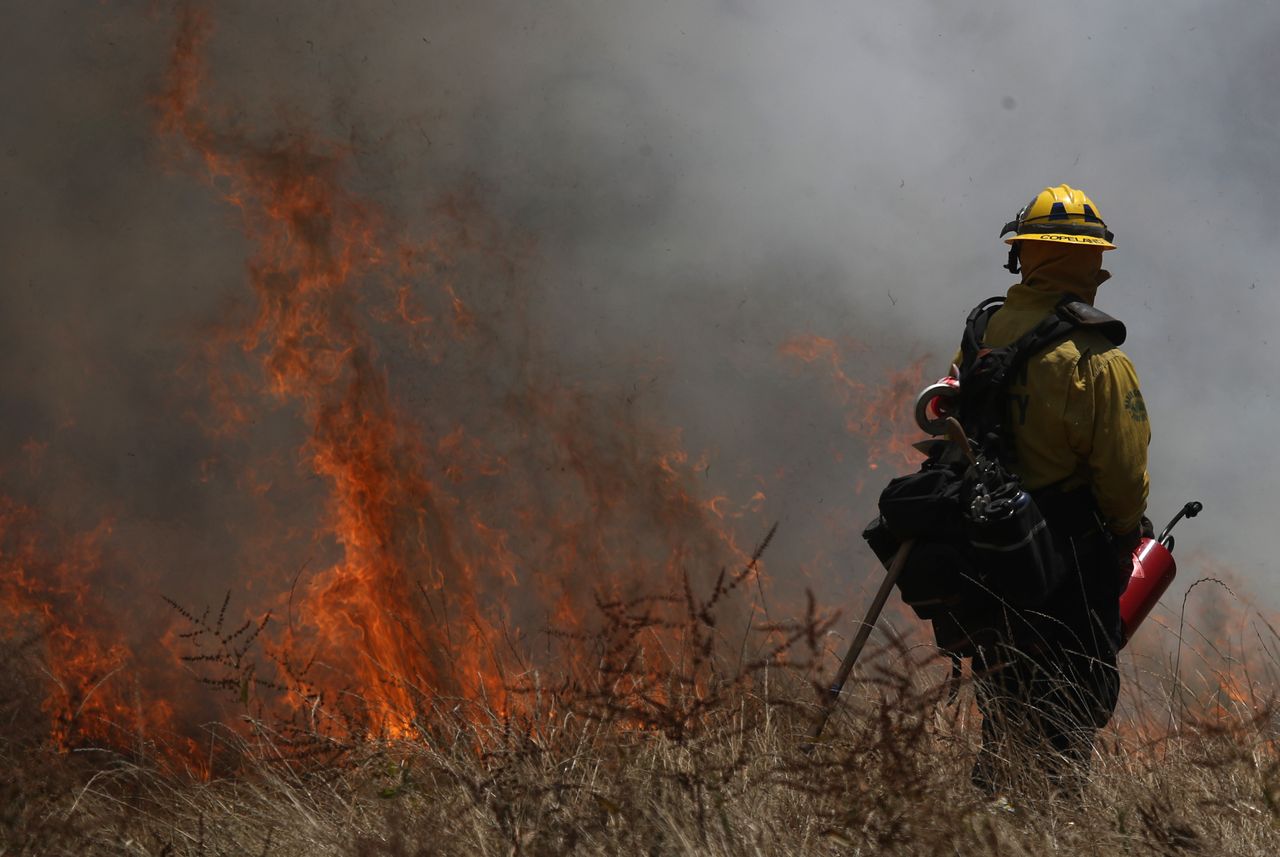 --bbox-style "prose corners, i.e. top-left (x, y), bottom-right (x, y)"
top-left (969, 184), bottom-right (1152, 795)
